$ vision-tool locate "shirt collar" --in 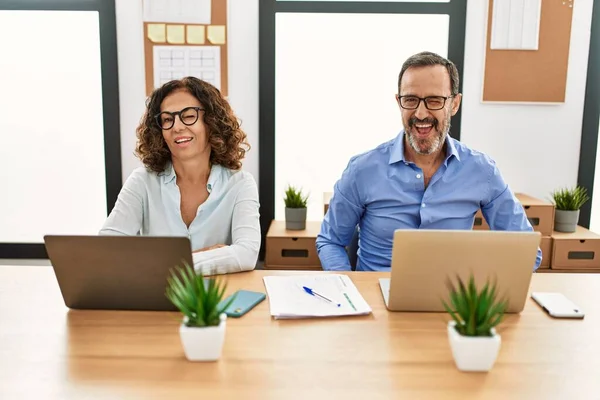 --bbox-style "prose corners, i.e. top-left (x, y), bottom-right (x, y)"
top-left (160, 162), bottom-right (177, 184)
top-left (445, 135), bottom-right (461, 163)
top-left (388, 130), bottom-right (461, 165)
top-left (389, 132), bottom-right (406, 164)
